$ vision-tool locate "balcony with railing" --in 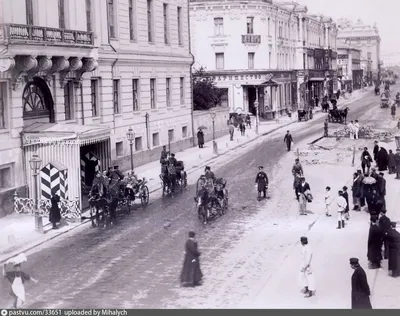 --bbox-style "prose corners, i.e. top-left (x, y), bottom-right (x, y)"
top-left (2, 24), bottom-right (94, 46)
top-left (242, 35), bottom-right (261, 44)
